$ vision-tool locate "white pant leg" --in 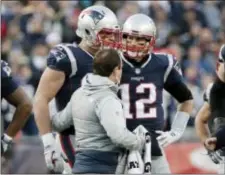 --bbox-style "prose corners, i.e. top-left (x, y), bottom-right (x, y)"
top-left (218, 156), bottom-right (225, 174)
top-left (151, 150), bottom-right (171, 174)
